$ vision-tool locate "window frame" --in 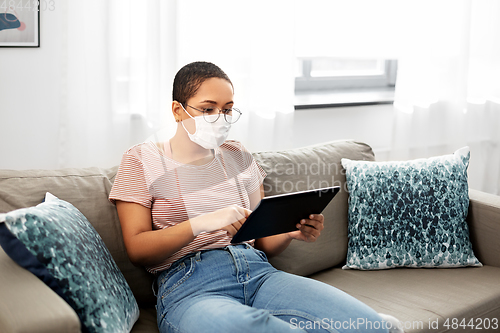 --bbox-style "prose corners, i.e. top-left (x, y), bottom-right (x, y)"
top-left (295, 58), bottom-right (398, 93)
